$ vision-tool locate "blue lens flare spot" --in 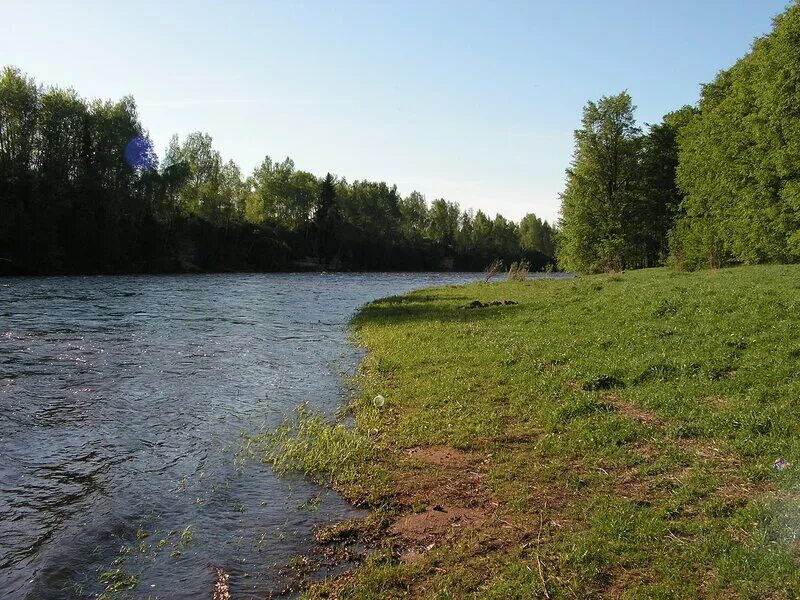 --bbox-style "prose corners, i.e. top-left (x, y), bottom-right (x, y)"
top-left (124, 137), bottom-right (156, 170)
